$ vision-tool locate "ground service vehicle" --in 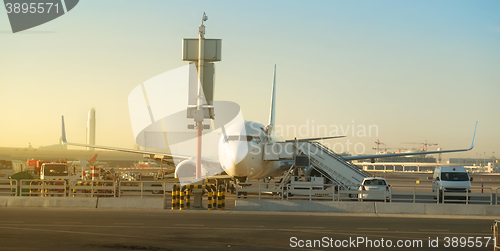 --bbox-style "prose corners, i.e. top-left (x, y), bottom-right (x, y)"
top-left (0, 160), bottom-right (27, 178)
top-left (432, 166), bottom-right (472, 202)
top-left (40, 163), bottom-right (75, 181)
